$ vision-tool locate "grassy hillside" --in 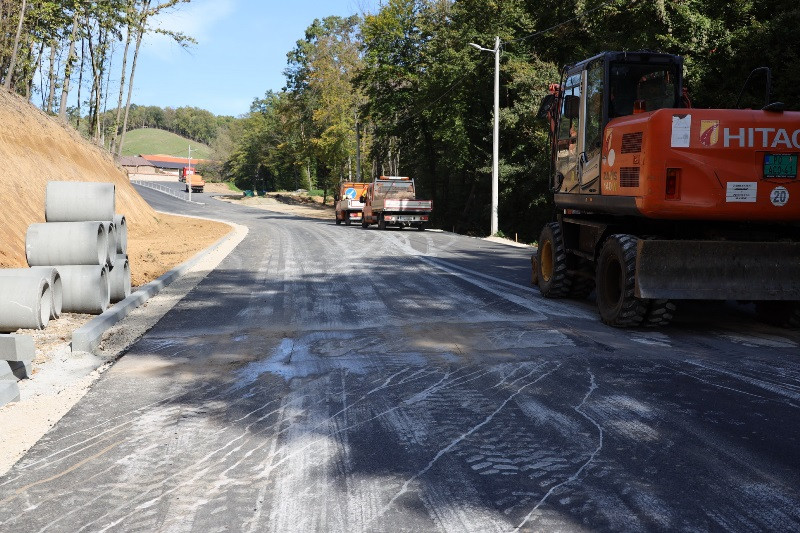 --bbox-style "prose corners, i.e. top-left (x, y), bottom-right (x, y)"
top-left (119, 128), bottom-right (213, 159)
